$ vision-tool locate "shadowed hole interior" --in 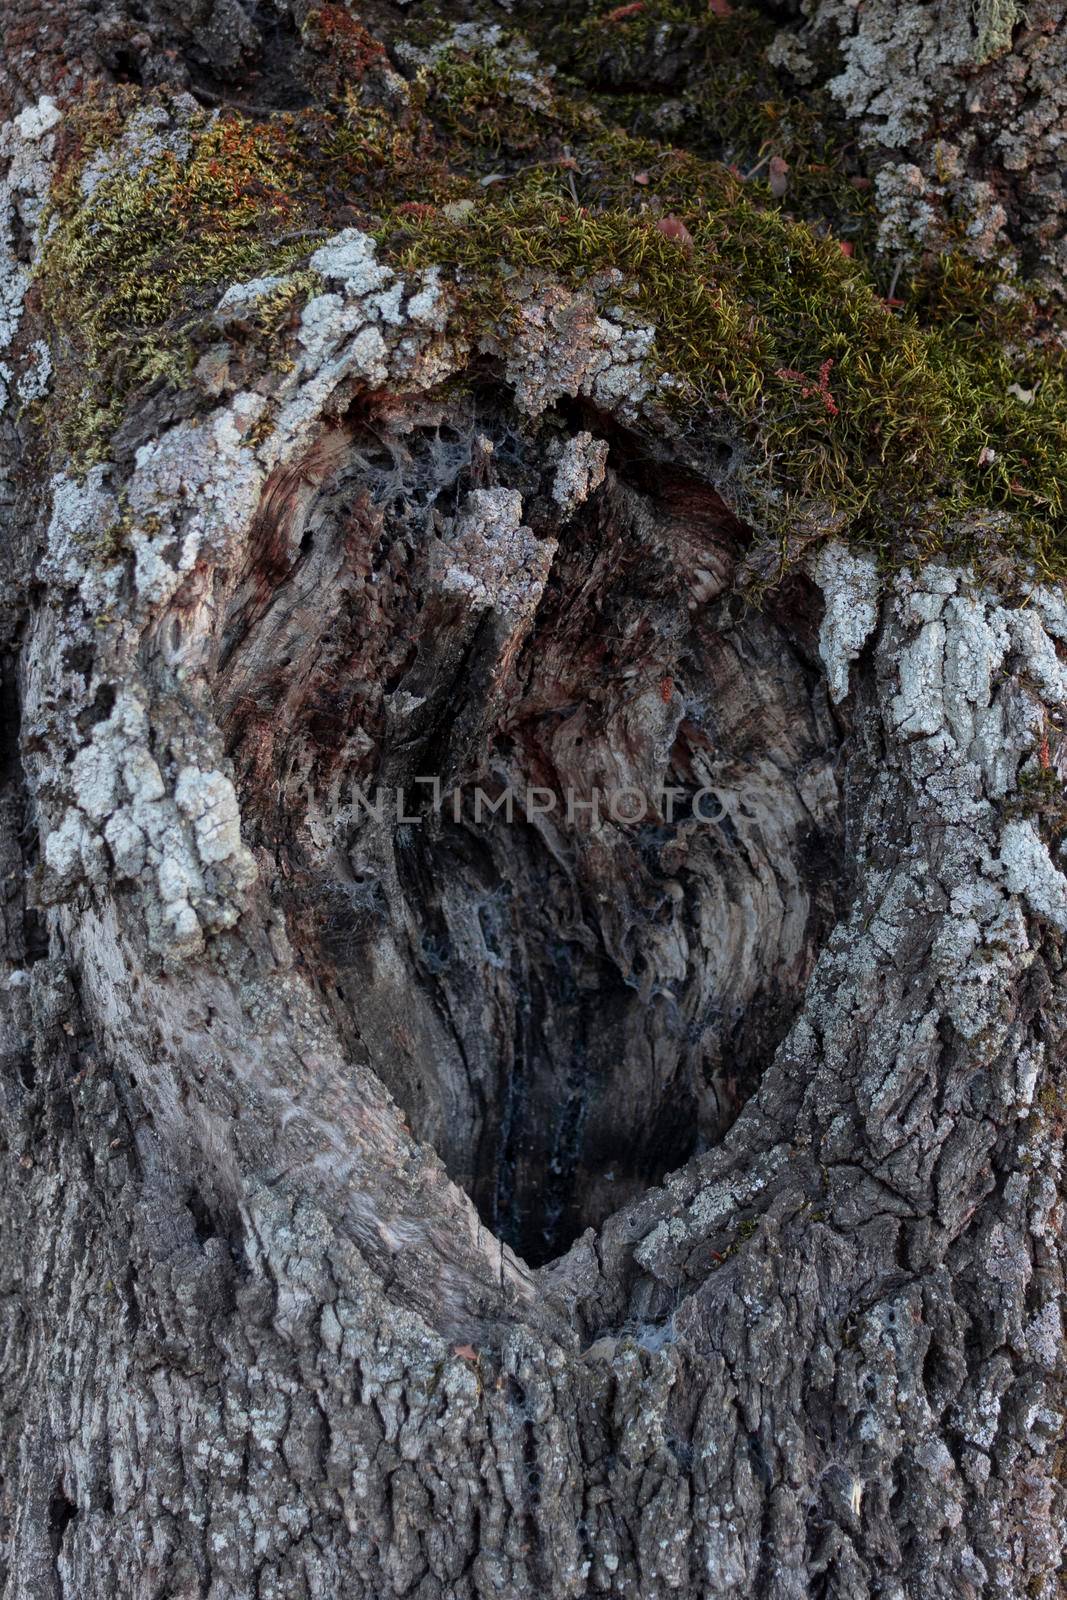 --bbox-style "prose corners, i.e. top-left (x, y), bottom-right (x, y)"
top-left (218, 393), bottom-right (846, 1266)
